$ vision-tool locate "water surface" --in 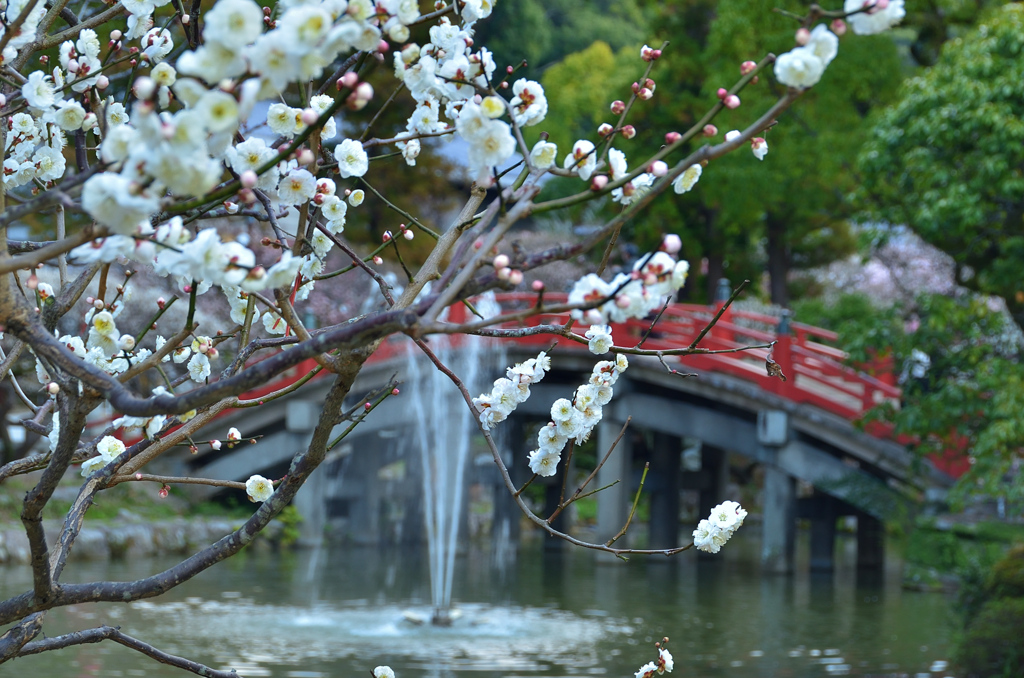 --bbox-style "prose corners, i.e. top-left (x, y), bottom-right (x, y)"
top-left (1, 530), bottom-right (955, 678)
